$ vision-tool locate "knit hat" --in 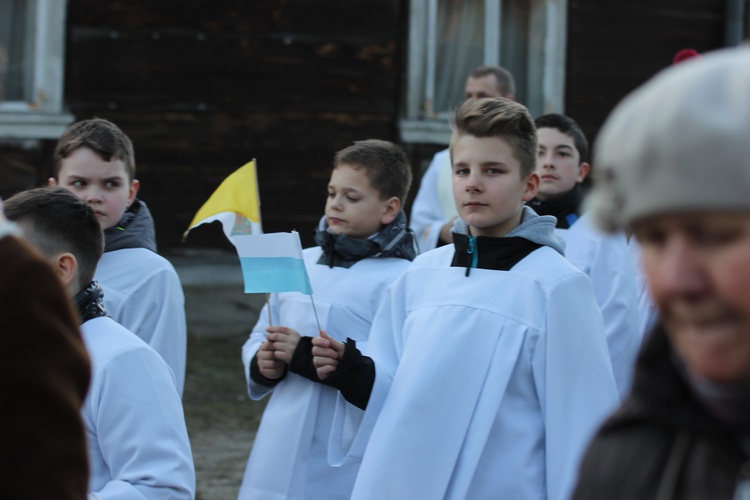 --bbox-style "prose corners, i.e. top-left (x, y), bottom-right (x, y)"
top-left (587, 46), bottom-right (750, 232)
